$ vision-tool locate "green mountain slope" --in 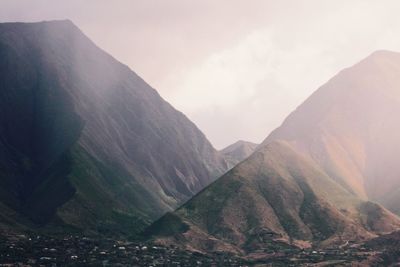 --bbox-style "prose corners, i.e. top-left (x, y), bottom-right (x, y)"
top-left (147, 141), bottom-right (400, 253)
top-left (0, 20), bottom-right (228, 235)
